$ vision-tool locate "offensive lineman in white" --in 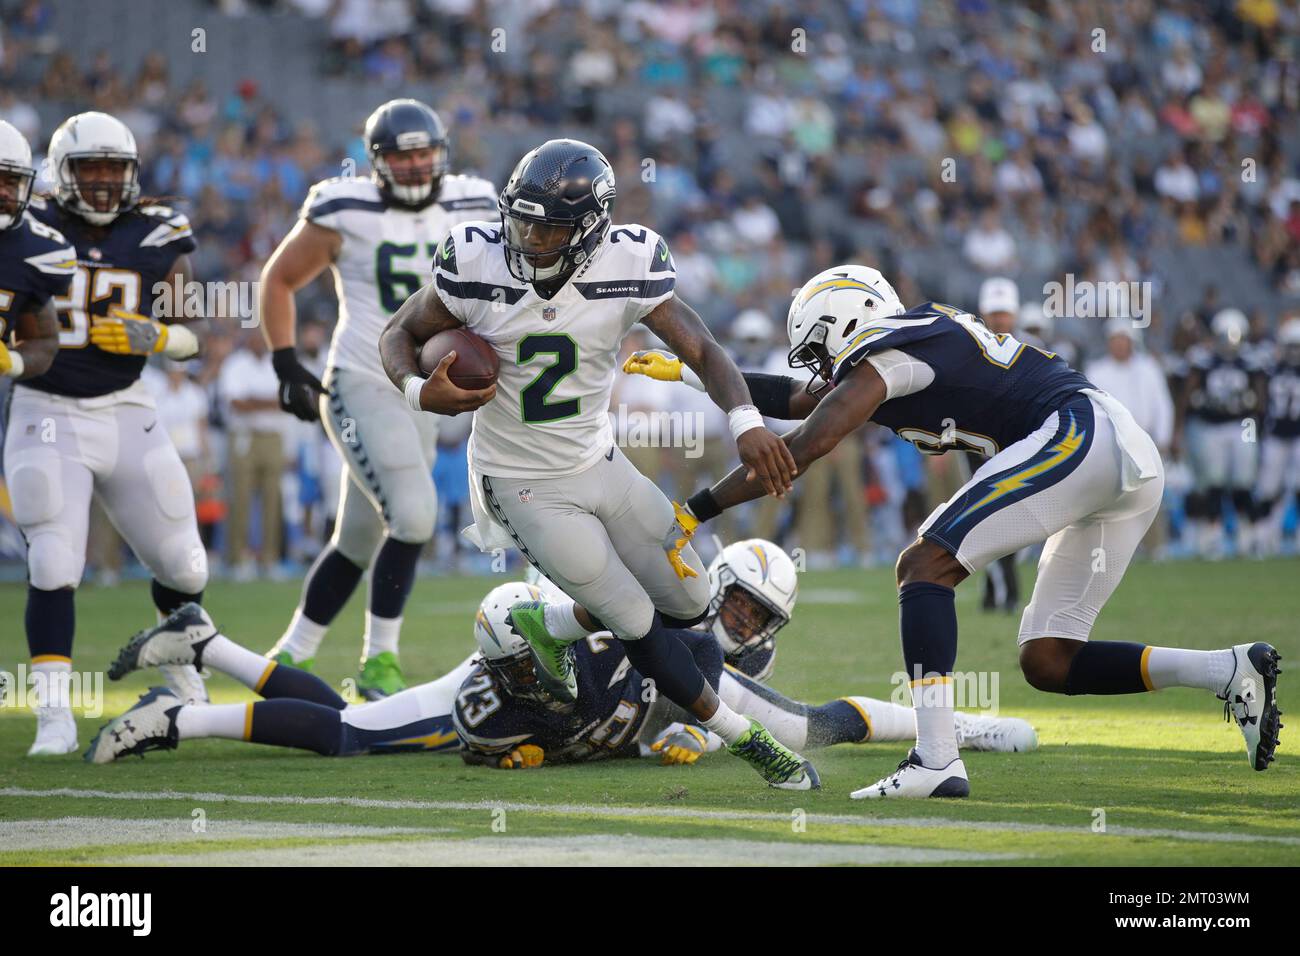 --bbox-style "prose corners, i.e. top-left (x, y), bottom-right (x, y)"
top-left (380, 139), bottom-right (821, 790)
top-left (261, 100), bottom-right (497, 698)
